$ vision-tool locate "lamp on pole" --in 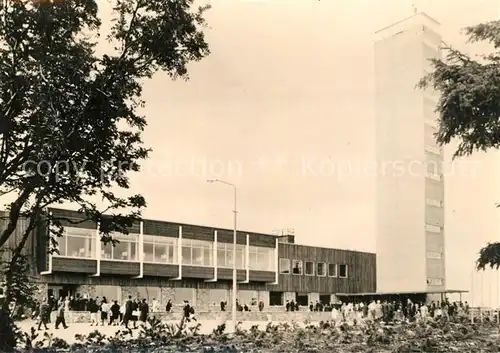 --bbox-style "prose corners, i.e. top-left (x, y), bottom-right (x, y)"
top-left (207, 179), bottom-right (237, 331)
